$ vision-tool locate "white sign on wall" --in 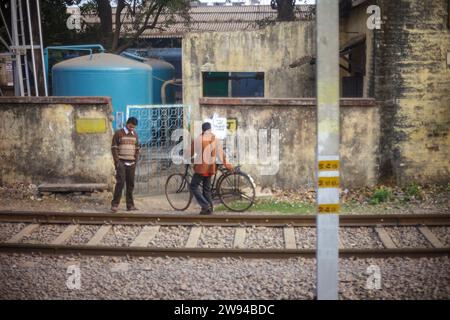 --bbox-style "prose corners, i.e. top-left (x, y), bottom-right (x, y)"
top-left (204, 113), bottom-right (227, 140)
